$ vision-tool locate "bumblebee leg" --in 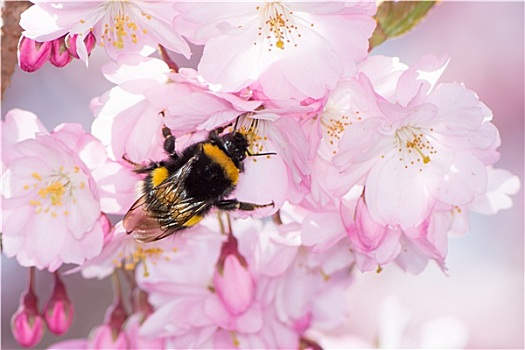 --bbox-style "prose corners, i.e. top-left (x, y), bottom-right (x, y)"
top-left (215, 199), bottom-right (275, 211)
top-left (122, 153), bottom-right (141, 167)
top-left (162, 125), bottom-right (177, 158)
